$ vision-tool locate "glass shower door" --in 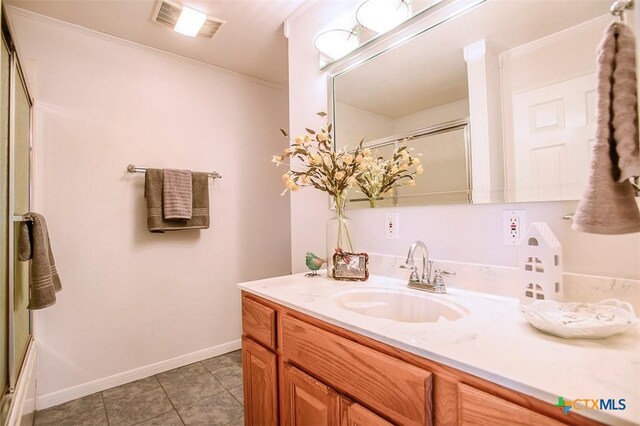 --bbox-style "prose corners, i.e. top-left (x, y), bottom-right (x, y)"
top-left (0, 15), bottom-right (34, 422)
top-left (1, 33), bottom-right (33, 408)
top-left (0, 34), bottom-right (10, 401)
top-left (11, 55), bottom-right (31, 376)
